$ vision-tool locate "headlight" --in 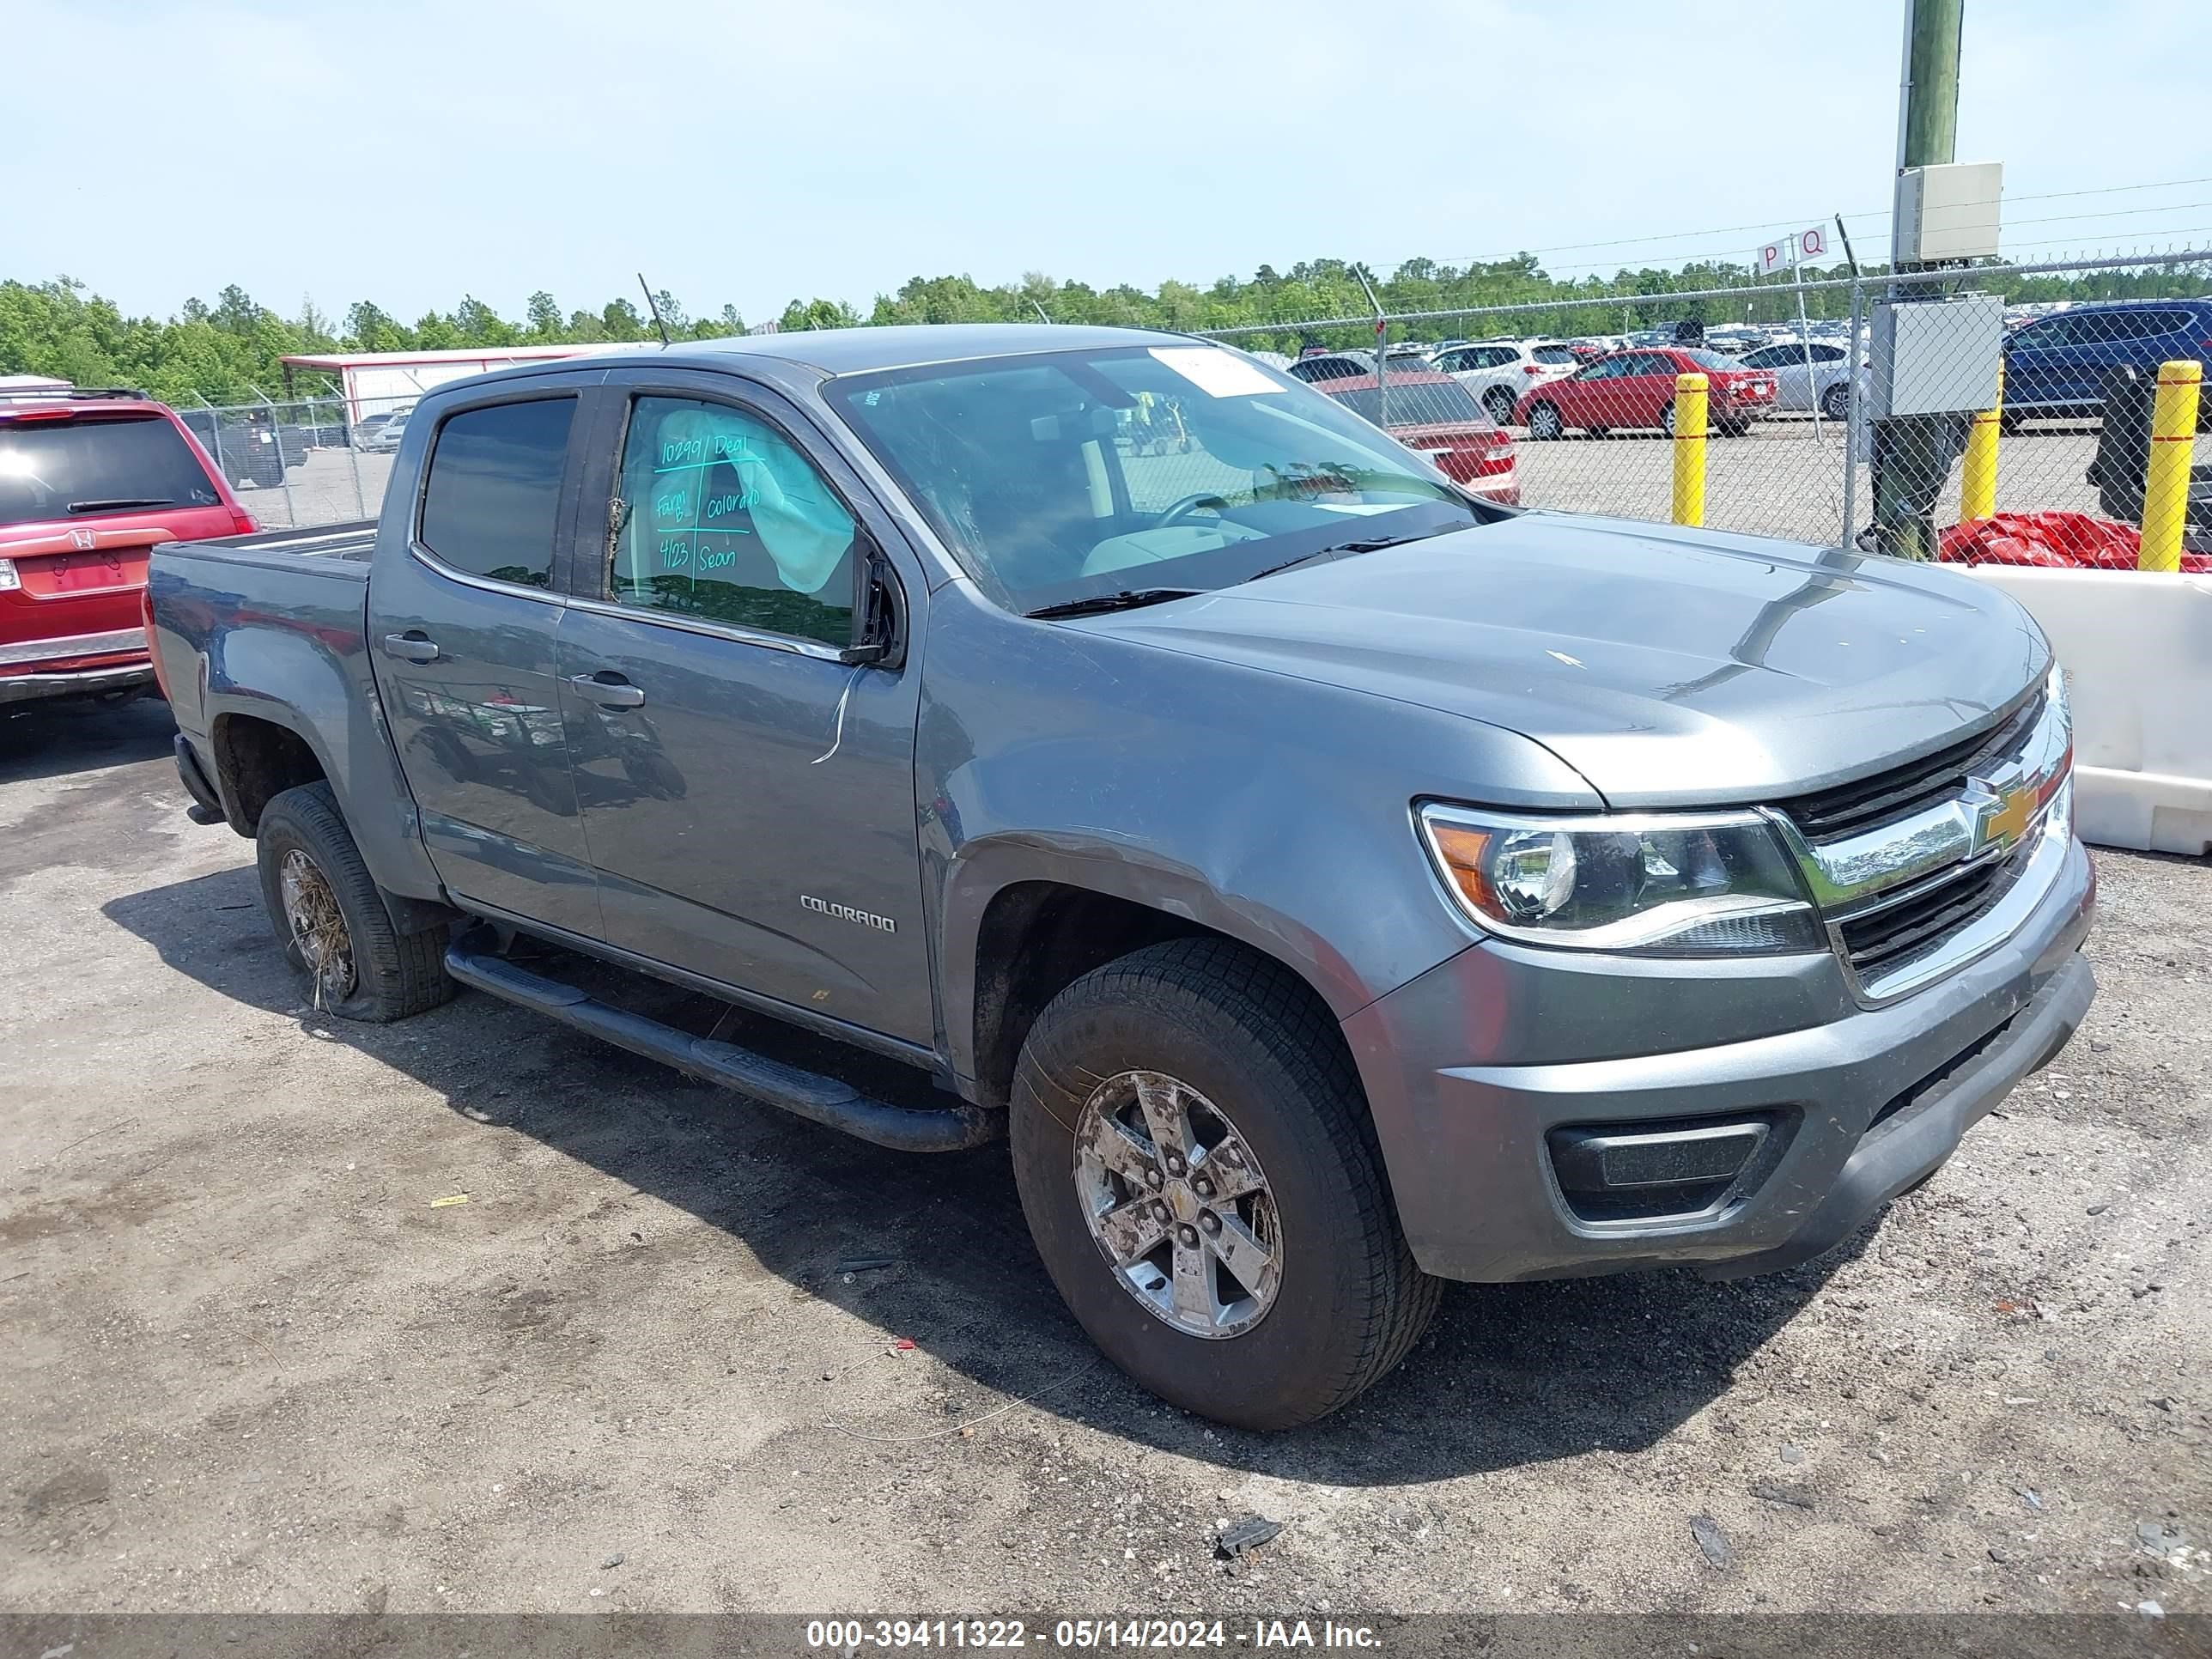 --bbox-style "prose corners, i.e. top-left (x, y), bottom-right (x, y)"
top-left (1418, 804), bottom-right (1822, 956)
